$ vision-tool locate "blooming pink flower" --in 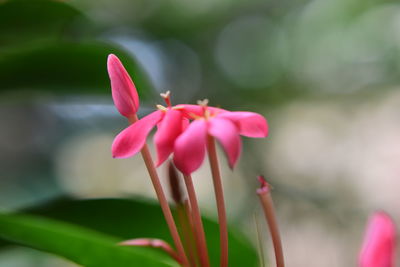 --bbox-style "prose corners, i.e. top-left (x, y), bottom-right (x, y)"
top-left (111, 109), bottom-right (174, 166)
top-left (359, 211), bottom-right (396, 267)
top-left (173, 103), bottom-right (268, 175)
top-left (111, 90), bottom-right (207, 167)
top-left (108, 54), bottom-right (190, 166)
top-left (107, 54), bottom-right (139, 118)
top-left (108, 56), bottom-right (268, 170)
